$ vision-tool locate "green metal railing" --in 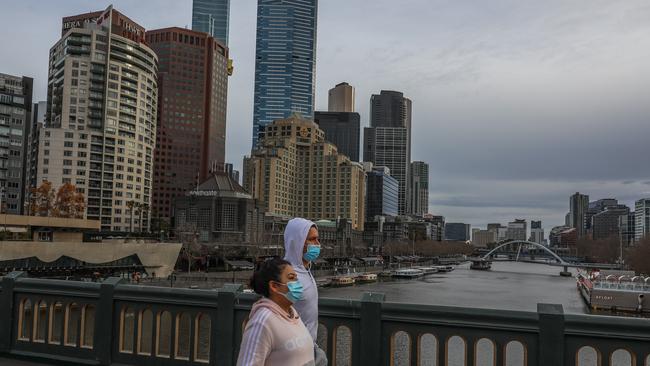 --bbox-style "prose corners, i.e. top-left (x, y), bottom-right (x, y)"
top-left (1, 271), bottom-right (649, 366)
